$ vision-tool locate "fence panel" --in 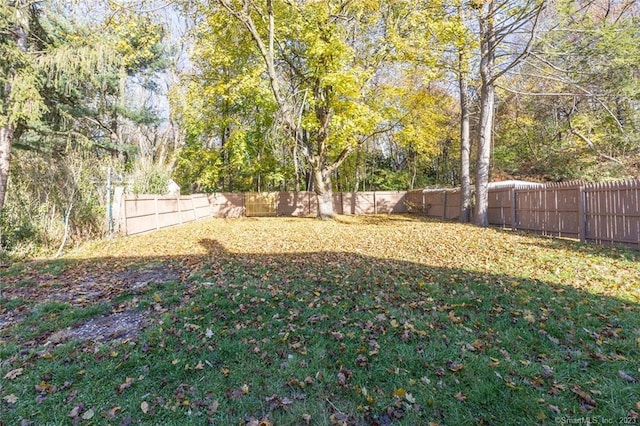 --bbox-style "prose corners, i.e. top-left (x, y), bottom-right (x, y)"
top-left (124, 195), bottom-right (209, 235)
top-left (341, 192), bottom-right (376, 214)
top-left (515, 187), bottom-right (546, 234)
top-left (543, 183), bottom-right (580, 238)
top-left (332, 193), bottom-right (345, 215)
top-left (405, 190), bottom-right (425, 214)
top-left (124, 195), bottom-right (158, 235)
top-left (584, 180), bottom-right (640, 248)
top-left (278, 192), bottom-right (313, 216)
top-left (443, 190), bottom-right (461, 220)
top-left (375, 191), bottom-right (407, 214)
top-left (209, 193), bottom-right (244, 218)
top-left (245, 192), bottom-right (278, 217)
top-left (192, 194), bottom-right (212, 220)
top-left (488, 188), bottom-right (513, 227)
top-left (424, 191), bottom-right (445, 218)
